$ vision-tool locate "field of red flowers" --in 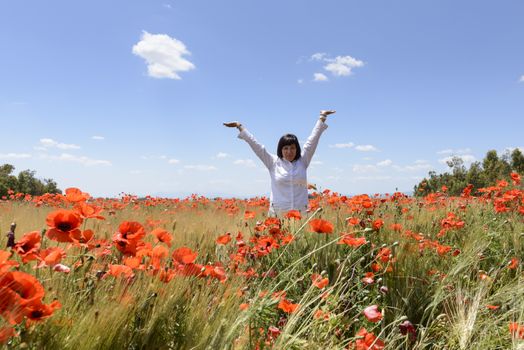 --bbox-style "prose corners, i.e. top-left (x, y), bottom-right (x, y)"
top-left (0, 174), bottom-right (522, 349)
